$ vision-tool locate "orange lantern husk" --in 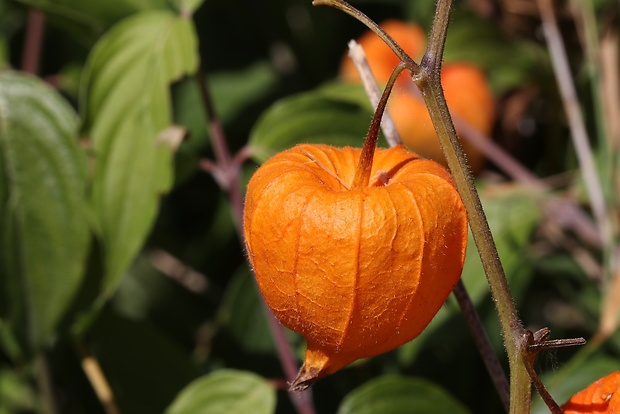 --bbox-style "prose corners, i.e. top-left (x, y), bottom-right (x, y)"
top-left (243, 143), bottom-right (468, 390)
top-left (562, 371), bottom-right (620, 414)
